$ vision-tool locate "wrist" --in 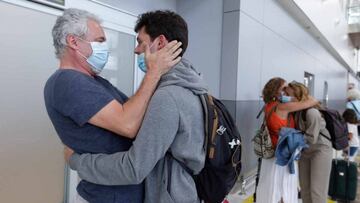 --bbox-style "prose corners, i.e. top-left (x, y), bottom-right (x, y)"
top-left (145, 69), bottom-right (161, 81)
top-left (68, 153), bottom-right (80, 170)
